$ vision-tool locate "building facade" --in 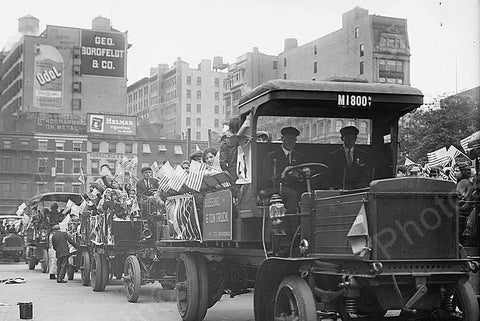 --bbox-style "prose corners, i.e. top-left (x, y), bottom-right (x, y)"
top-left (127, 58), bottom-right (228, 143)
